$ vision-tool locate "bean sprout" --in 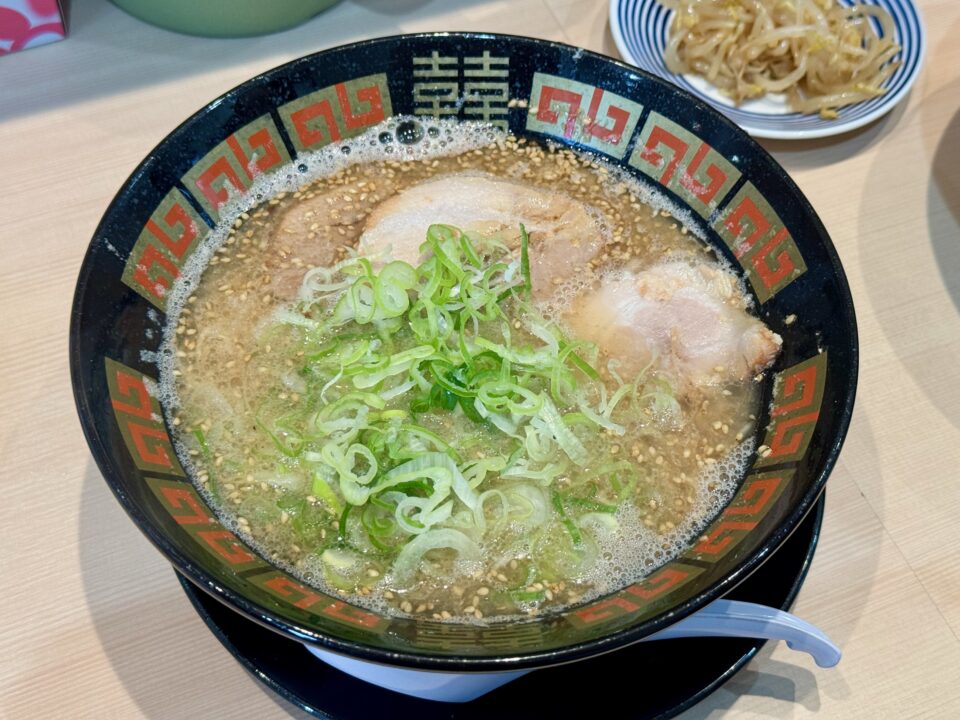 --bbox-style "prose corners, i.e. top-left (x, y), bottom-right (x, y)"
top-left (661, 0), bottom-right (902, 117)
